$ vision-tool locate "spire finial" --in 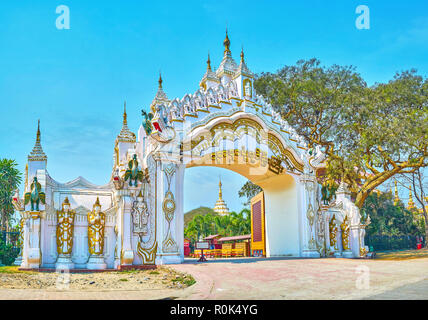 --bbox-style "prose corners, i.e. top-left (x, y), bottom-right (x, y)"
top-left (240, 45), bottom-right (244, 62)
top-left (207, 52), bottom-right (212, 71)
top-left (158, 72), bottom-right (163, 89)
top-left (123, 101), bottom-right (127, 125)
top-left (94, 197), bottom-right (101, 207)
top-left (36, 119), bottom-right (41, 143)
top-left (223, 28), bottom-right (231, 54)
top-left (218, 175), bottom-right (222, 199)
